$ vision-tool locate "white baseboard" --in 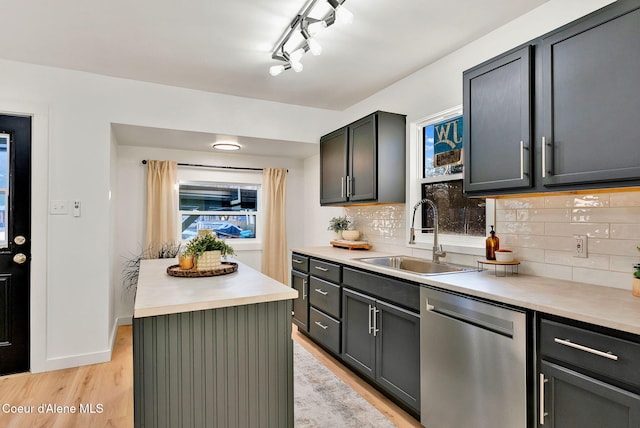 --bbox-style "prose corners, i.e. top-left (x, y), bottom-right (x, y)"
top-left (44, 348), bottom-right (112, 372)
top-left (35, 316), bottom-right (134, 373)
